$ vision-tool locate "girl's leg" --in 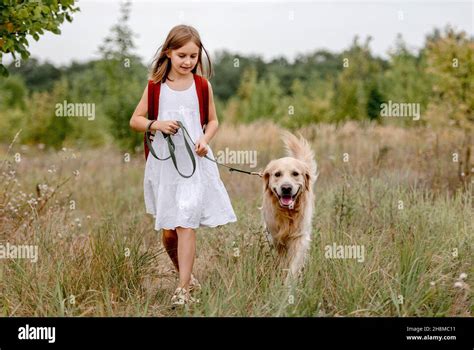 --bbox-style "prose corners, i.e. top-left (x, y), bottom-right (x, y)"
top-left (162, 229), bottom-right (179, 272)
top-left (175, 226), bottom-right (196, 290)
